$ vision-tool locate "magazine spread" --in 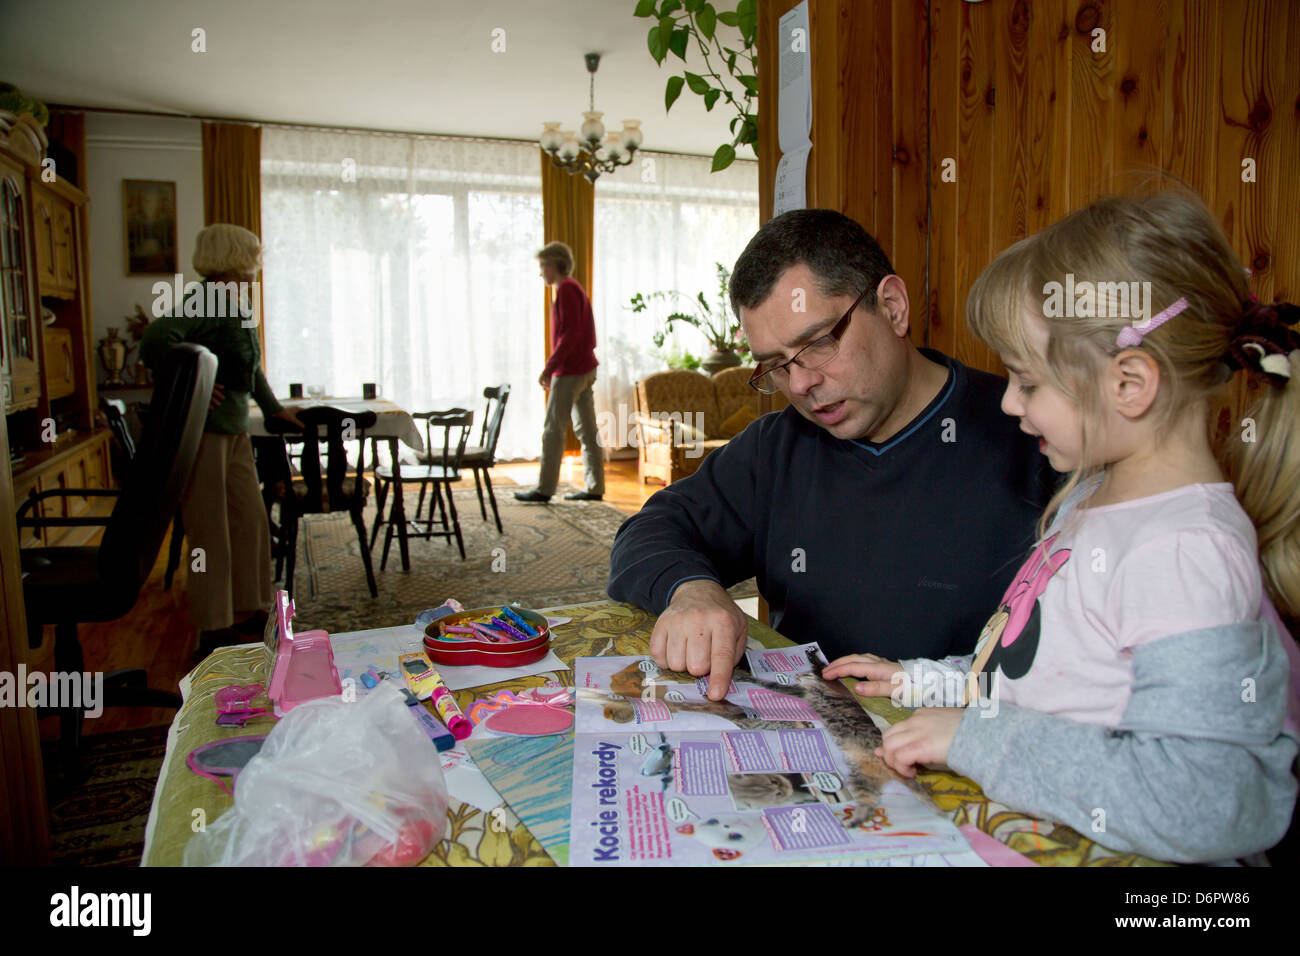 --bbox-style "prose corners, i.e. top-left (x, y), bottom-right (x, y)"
top-left (568, 645), bottom-right (970, 865)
